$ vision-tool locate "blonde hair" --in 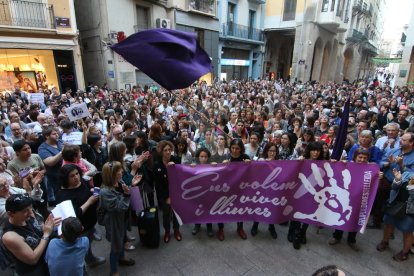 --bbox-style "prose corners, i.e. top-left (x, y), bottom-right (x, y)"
top-left (102, 161), bottom-right (123, 188)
